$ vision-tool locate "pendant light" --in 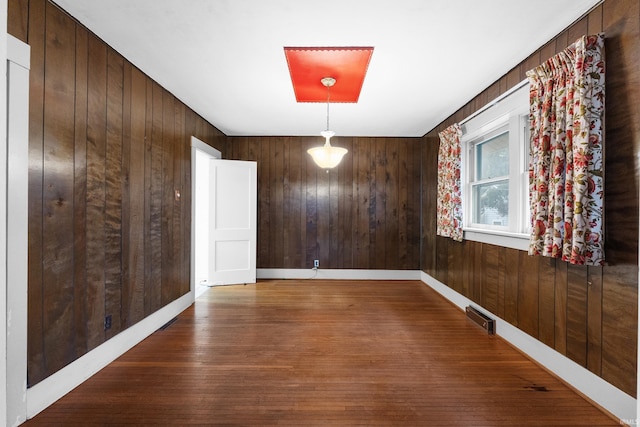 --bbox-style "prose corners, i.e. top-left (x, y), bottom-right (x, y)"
top-left (307, 77), bottom-right (348, 169)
